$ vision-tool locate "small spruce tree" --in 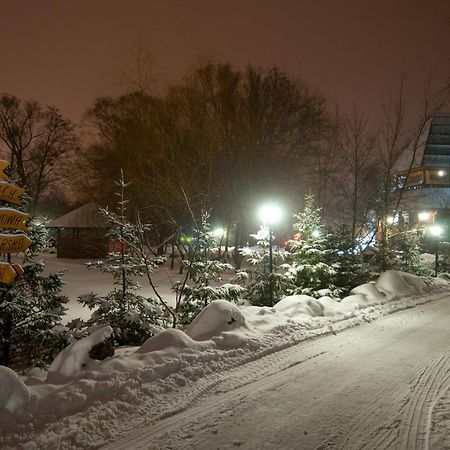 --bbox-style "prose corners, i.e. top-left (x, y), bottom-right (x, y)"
top-left (328, 224), bottom-right (370, 297)
top-left (395, 230), bottom-right (432, 276)
top-left (79, 173), bottom-right (164, 345)
top-left (0, 218), bottom-right (68, 368)
top-left (174, 211), bottom-right (244, 327)
top-left (287, 194), bottom-right (341, 298)
top-left (238, 226), bottom-right (290, 306)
